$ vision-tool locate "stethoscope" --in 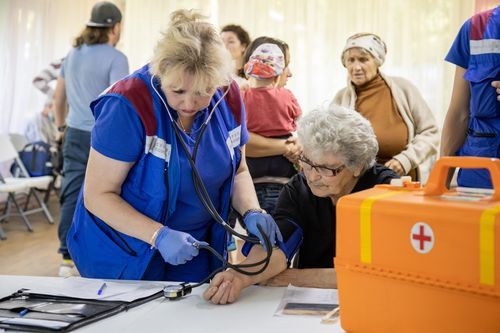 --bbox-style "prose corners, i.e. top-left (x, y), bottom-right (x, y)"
top-left (150, 76), bottom-right (273, 300)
